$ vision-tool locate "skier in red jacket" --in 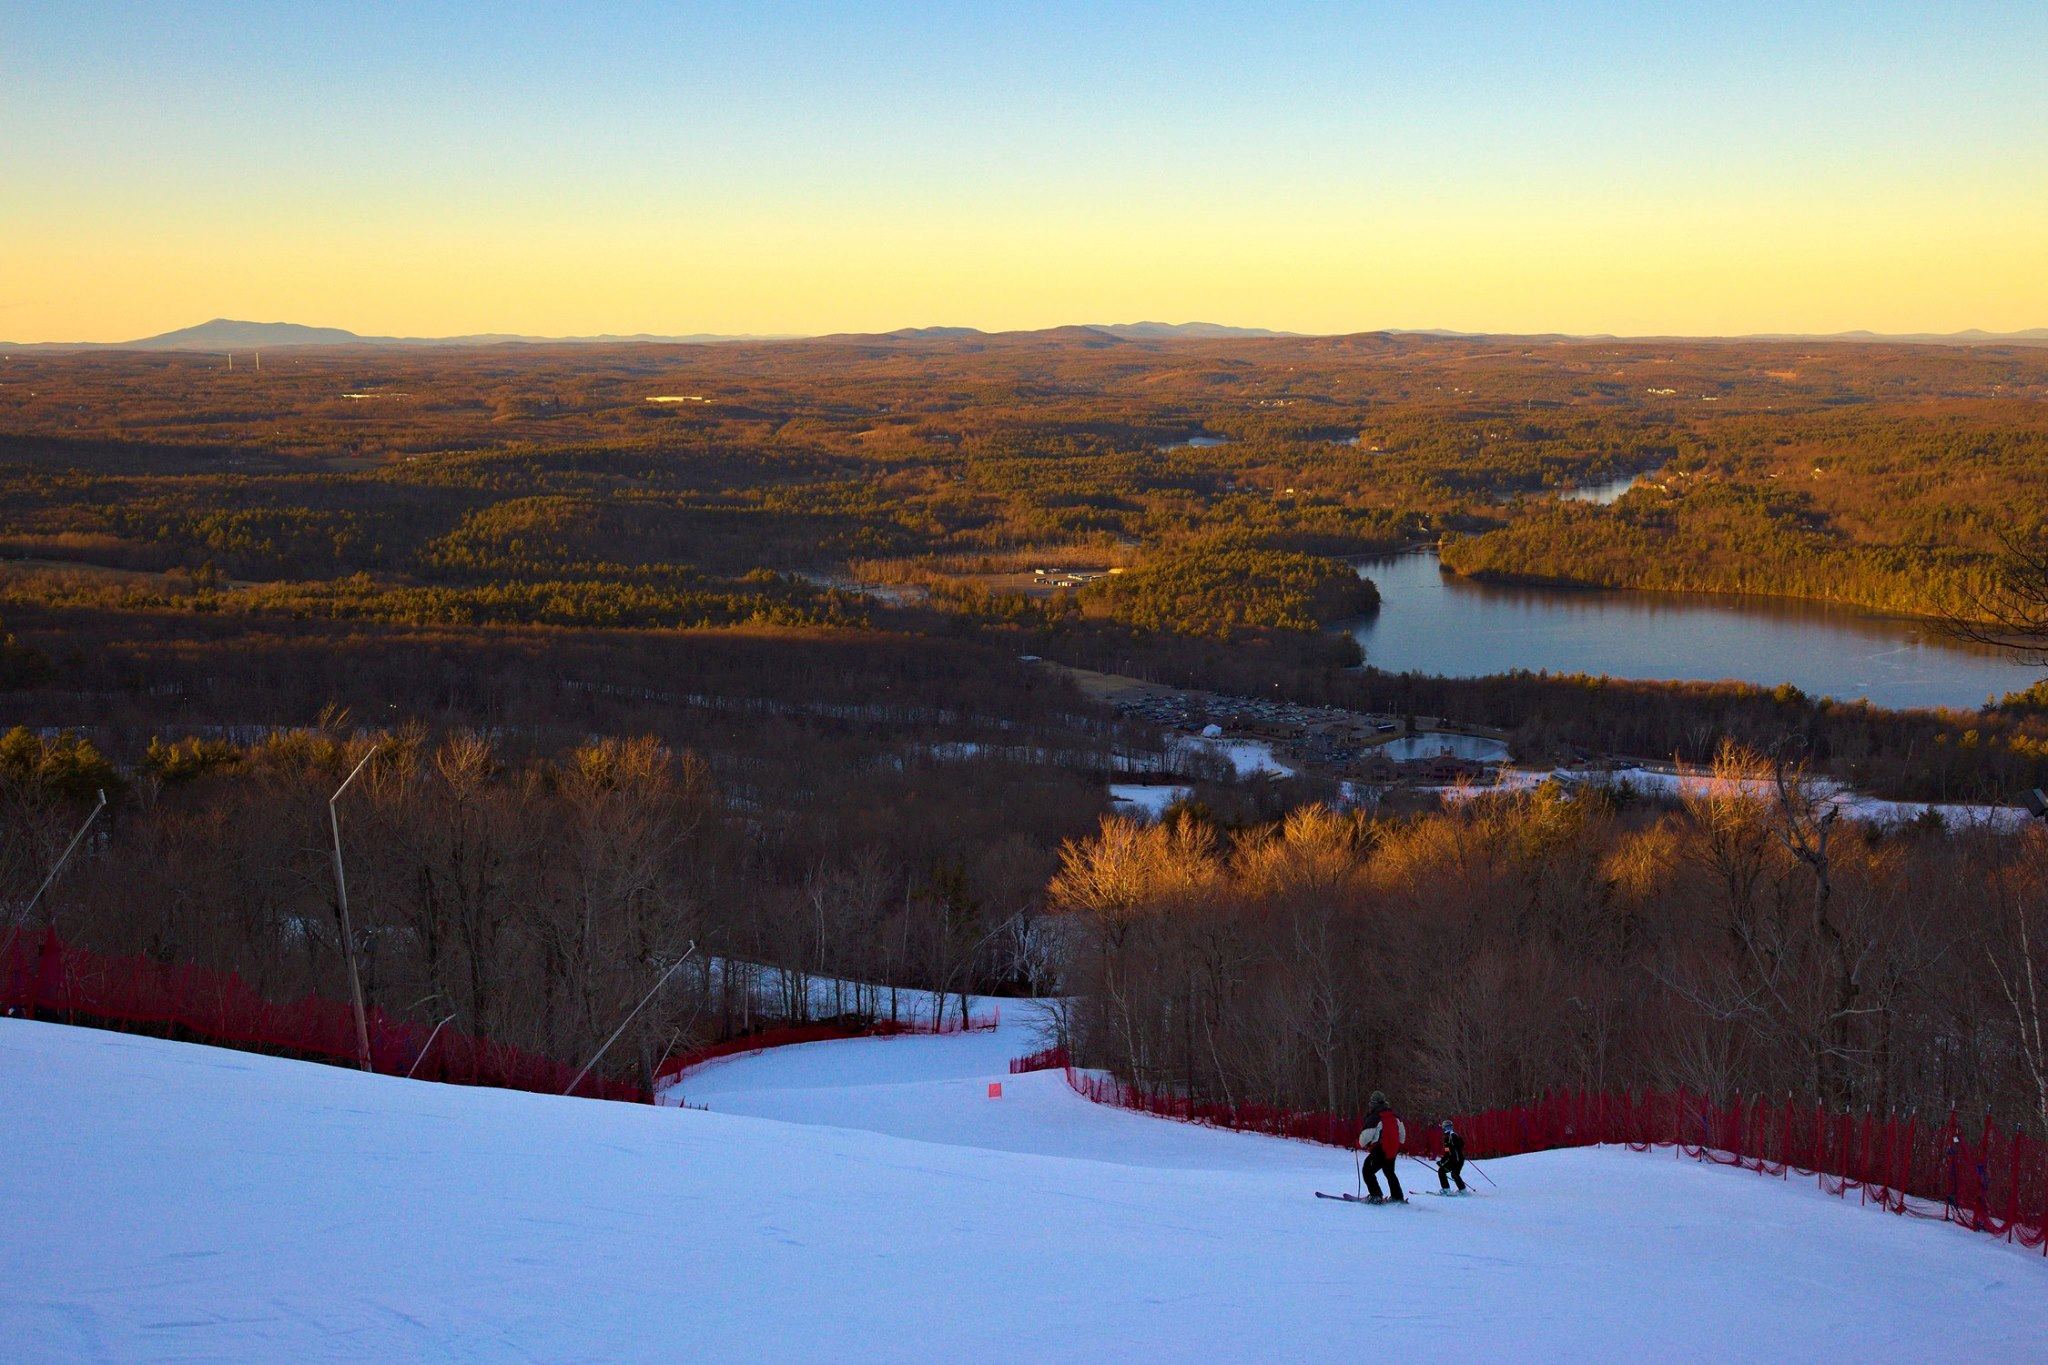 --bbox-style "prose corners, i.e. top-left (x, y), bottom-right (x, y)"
top-left (1356, 1091), bottom-right (1406, 1203)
